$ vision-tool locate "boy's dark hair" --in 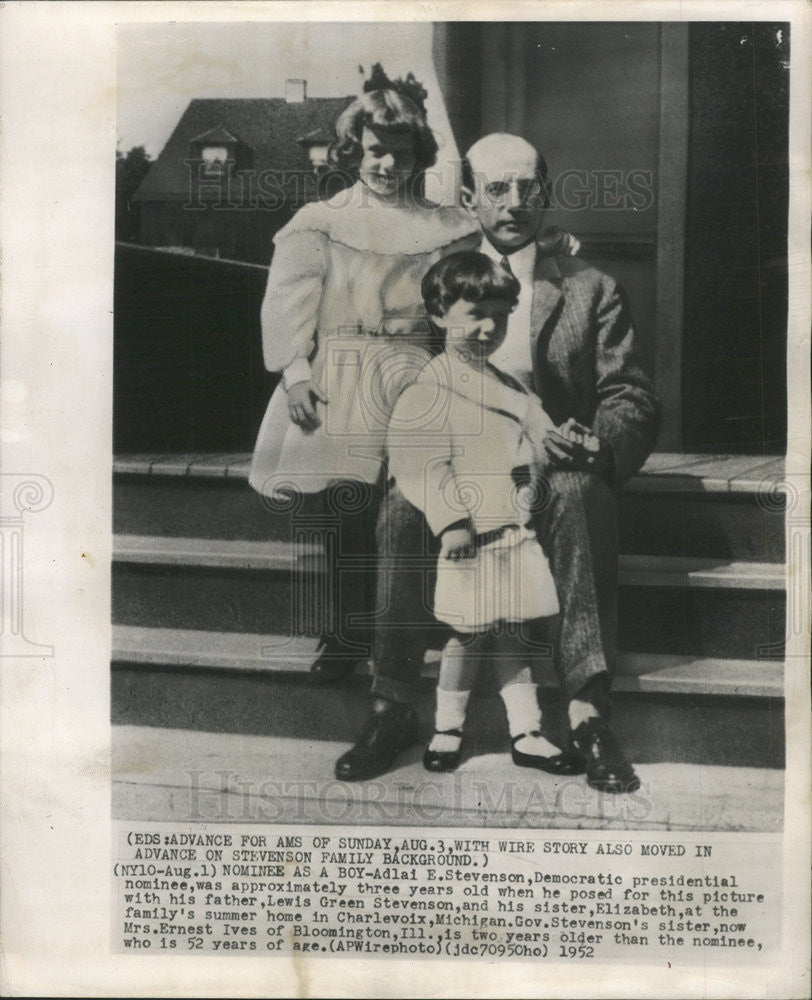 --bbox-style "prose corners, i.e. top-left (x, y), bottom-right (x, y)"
top-left (421, 251), bottom-right (521, 319)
